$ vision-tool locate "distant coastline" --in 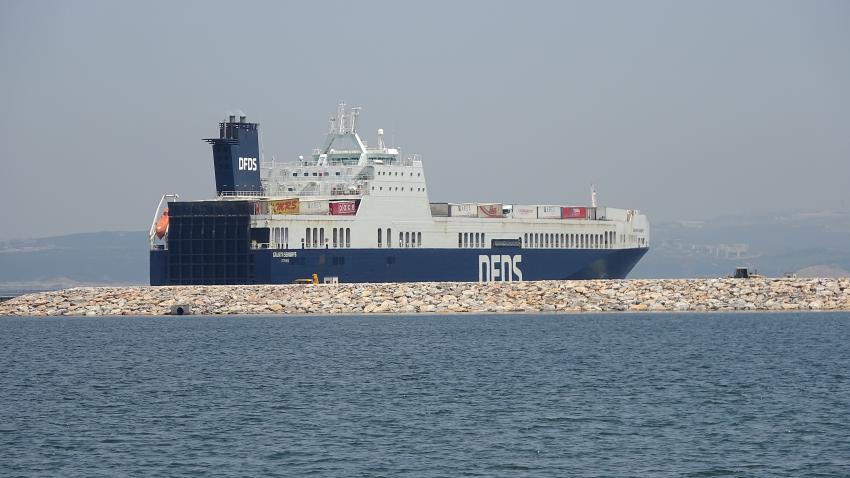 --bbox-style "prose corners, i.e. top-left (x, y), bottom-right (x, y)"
top-left (1, 278), bottom-right (848, 317)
